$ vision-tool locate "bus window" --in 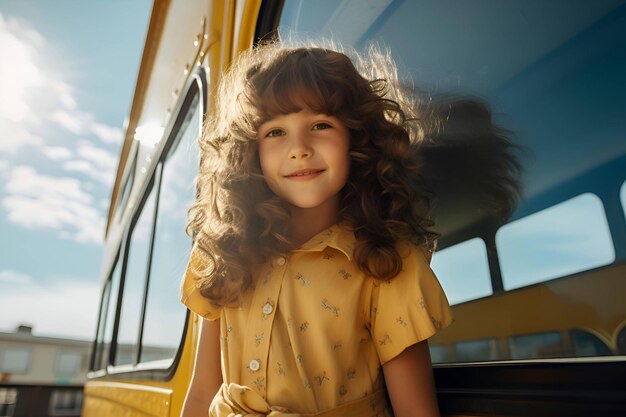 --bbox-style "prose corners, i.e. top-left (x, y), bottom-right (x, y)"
top-left (431, 238), bottom-right (491, 305)
top-left (114, 147), bottom-right (137, 225)
top-left (616, 324), bottom-right (626, 354)
top-left (497, 193), bottom-right (614, 290)
top-left (570, 329), bottom-right (612, 356)
top-left (619, 181), bottom-right (626, 217)
top-left (139, 94), bottom-right (201, 364)
top-left (453, 338), bottom-right (501, 362)
top-left (96, 259), bottom-right (121, 370)
top-left (115, 189), bottom-right (157, 366)
top-left (277, 0), bottom-right (626, 364)
top-left (509, 332), bottom-right (565, 360)
top-left (429, 345), bottom-right (450, 364)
